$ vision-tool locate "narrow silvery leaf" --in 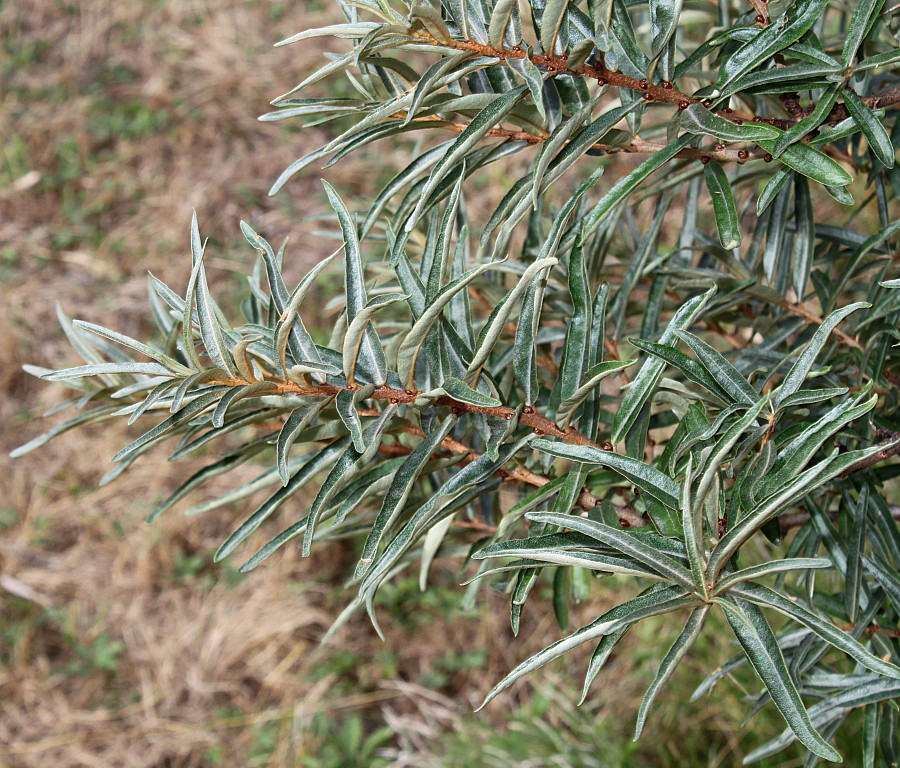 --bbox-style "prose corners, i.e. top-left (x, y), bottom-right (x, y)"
top-left (465, 257), bottom-right (558, 385)
top-left (716, 0), bottom-right (829, 87)
top-left (276, 22), bottom-right (383, 46)
top-left (478, 585), bottom-right (694, 709)
top-left (634, 605), bottom-right (707, 739)
top-left (771, 84), bottom-right (841, 158)
top-left (323, 181), bottom-right (387, 384)
top-left (708, 442), bottom-right (896, 579)
top-left (712, 558), bottom-right (832, 594)
top-left (276, 400), bottom-right (332, 485)
top-left (555, 359), bottom-right (634, 428)
top-left (674, 331), bottom-right (758, 406)
top-left (335, 385), bottom-right (373, 453)
top-left (213, 439), bottom-right (349, 562)
top-left (189, 215), bottom-right (239, 377)
top-left (539, 0), bottom-right (568, 54)
top-left (649, 0), bottom-right (683, 59)
top-left (581, 136), bottom-right (692, 241)
top-left (407, 86), bottom-right (526, 231)
top-left (553, 230), bottom-right (591, 415)
top-left (755, 138), bottom-right (853, 187)
top-left (527, 511), bottom-right (694, 588)
top-left (396, 260), bottom-right (497, 388)
top-left (342, 293), bottom-right (406, 384)
top-left (729, 582), bottom-right (900, 679)
top-left (356, 416), bottom-right (457, 578)
top-left (776, 302), bottom-right (869, 405)
top-left (720, 599), bottom-right (841, 762)
top-left (613, 287), bottom-right (714, 443)
top-left (841, 0), bottom-right (886, 66)
top-left (757, 167), bottom-right (792, 216)
top-left (72, 321), bottom-right (191, 375)
top-left (42, 362), bottom-right (176, 380)
top-left (792, 175), bottom-right (814, 297)
top-left (488, 0), bottom-right (518, 50)
top-left (680, 455), bottom-right (706, 595)
top-left (440, 377), bottom-right (501, 407)
top-left (842, 89), bottom-right (895, 168)
top-left (680, 104), bottom-right (781, 143)
top-left (211, 382), bottom-right (276, 428)
top-left (703, 161), bottom-right (740, 251)
top-left (533, 440), bottom-right (681, 509)
top-left (513, 276), bottom-right (544, 405)
top-left (627, 338), bottom-right (731, 404)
